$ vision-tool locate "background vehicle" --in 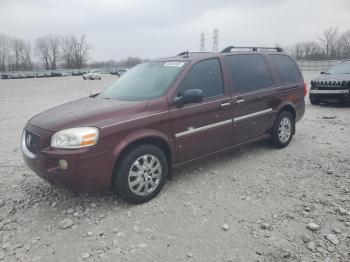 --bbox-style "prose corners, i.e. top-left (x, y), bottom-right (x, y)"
top-left (309, 60), bottom-right (350, 104)
top-left (51, 71), bottom-right (64, 77)
top-left (111, 68), bottom-right (128, 77)
top-left (83, 70), bottom-right (102, 80)
top-left (22, 47), bottom-right (305, 204)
